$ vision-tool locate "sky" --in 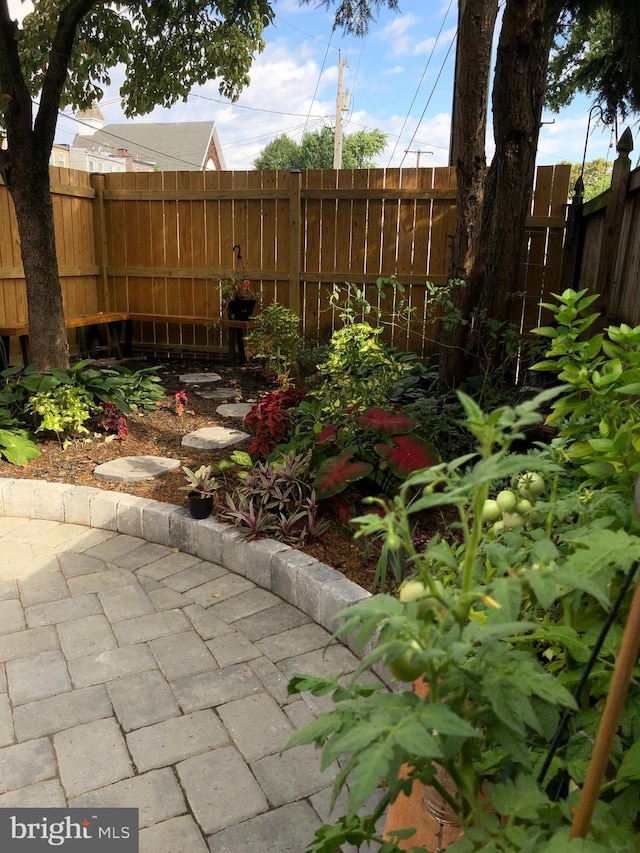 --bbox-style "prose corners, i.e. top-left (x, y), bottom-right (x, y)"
top-left (9, 0), bottom-right (640, 172)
